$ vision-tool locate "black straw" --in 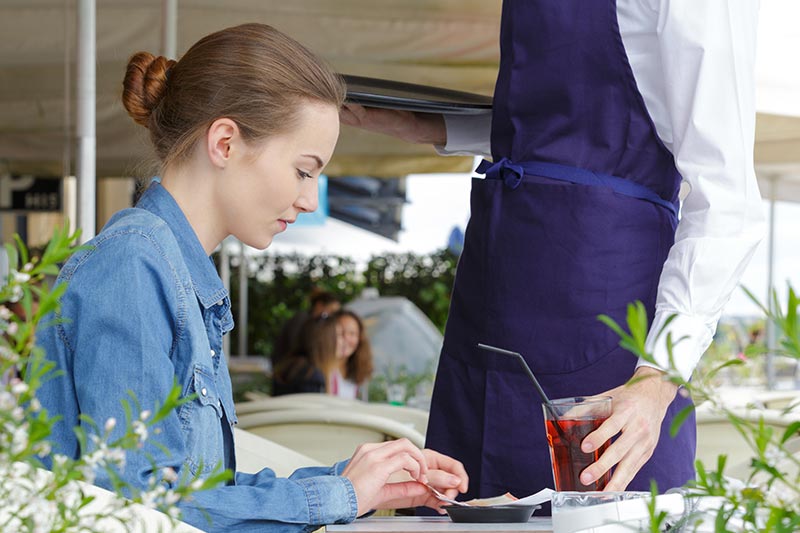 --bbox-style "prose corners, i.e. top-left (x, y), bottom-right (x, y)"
top-left (477, 342), bottom-right (568, 440)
